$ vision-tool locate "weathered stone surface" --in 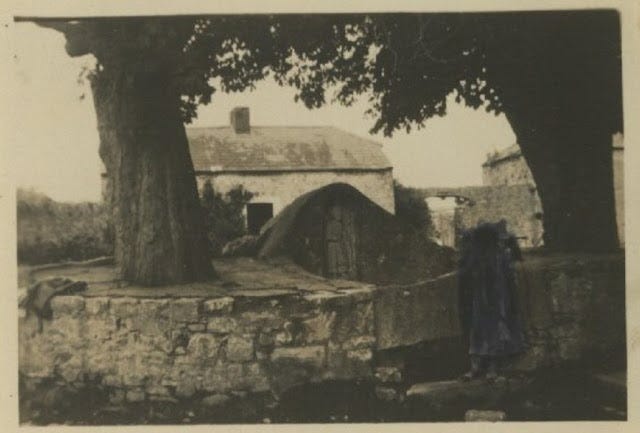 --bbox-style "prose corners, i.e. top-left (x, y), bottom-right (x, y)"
top-left (226, 335), bottom-right (254, 362)
top-left (201, 393), bottom-right (230, 408)
top-left (204, 297), bottom-right (234, 314)
top-left (337, 286), bottom-right (377, 303)
top-left (169, 298), bottom-right (202, 323)
top-left (301, 290), bottom-right (345, 305)
top-left (375, 274), bottom-right (460, 350)
top-left (375, 367), bottom-right (402, 384)
top-left (239, 310), bottom-right (284, 331)
top-left (224, 363), bottom-right (245, 389)
top-left (407, 378), bottom-right (529, 407)
top-left (146, 384), bottom-right (171, 397)
top-left (85, 297), bottom-right (110, 316)
top-left (333, 301), bottom-right (374, 343)
top-left (186, 333), bottom-right (223, 360)
top-left (347, 348), bottom-right (373, 362)
top-left (50, 295), bottom-right (85, 318)
top-left (465, 409), bottom-right (507, 422)
top-left (244, 362), bottom-right (271, 392)
top-left (303, 311), bottom-right (336, 343)
top-left (126, 388), bottom-right (146, 403)
top-left (271, 346), bottom-right (325, 368)
top-left (109, 388), bottom-right (126, 404)
top-left (343, 335), bottom-right (376, 350)
top-left (174, 374), bottom-right (198, 398)
top-left (188, 323), bottom-right (206, 332)
top-left (375, 385), bottom-right (402, 402)
top-left (207, 317), bottom-right (238, 334)
top-left (110, 297), bottom-right (140, 318)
